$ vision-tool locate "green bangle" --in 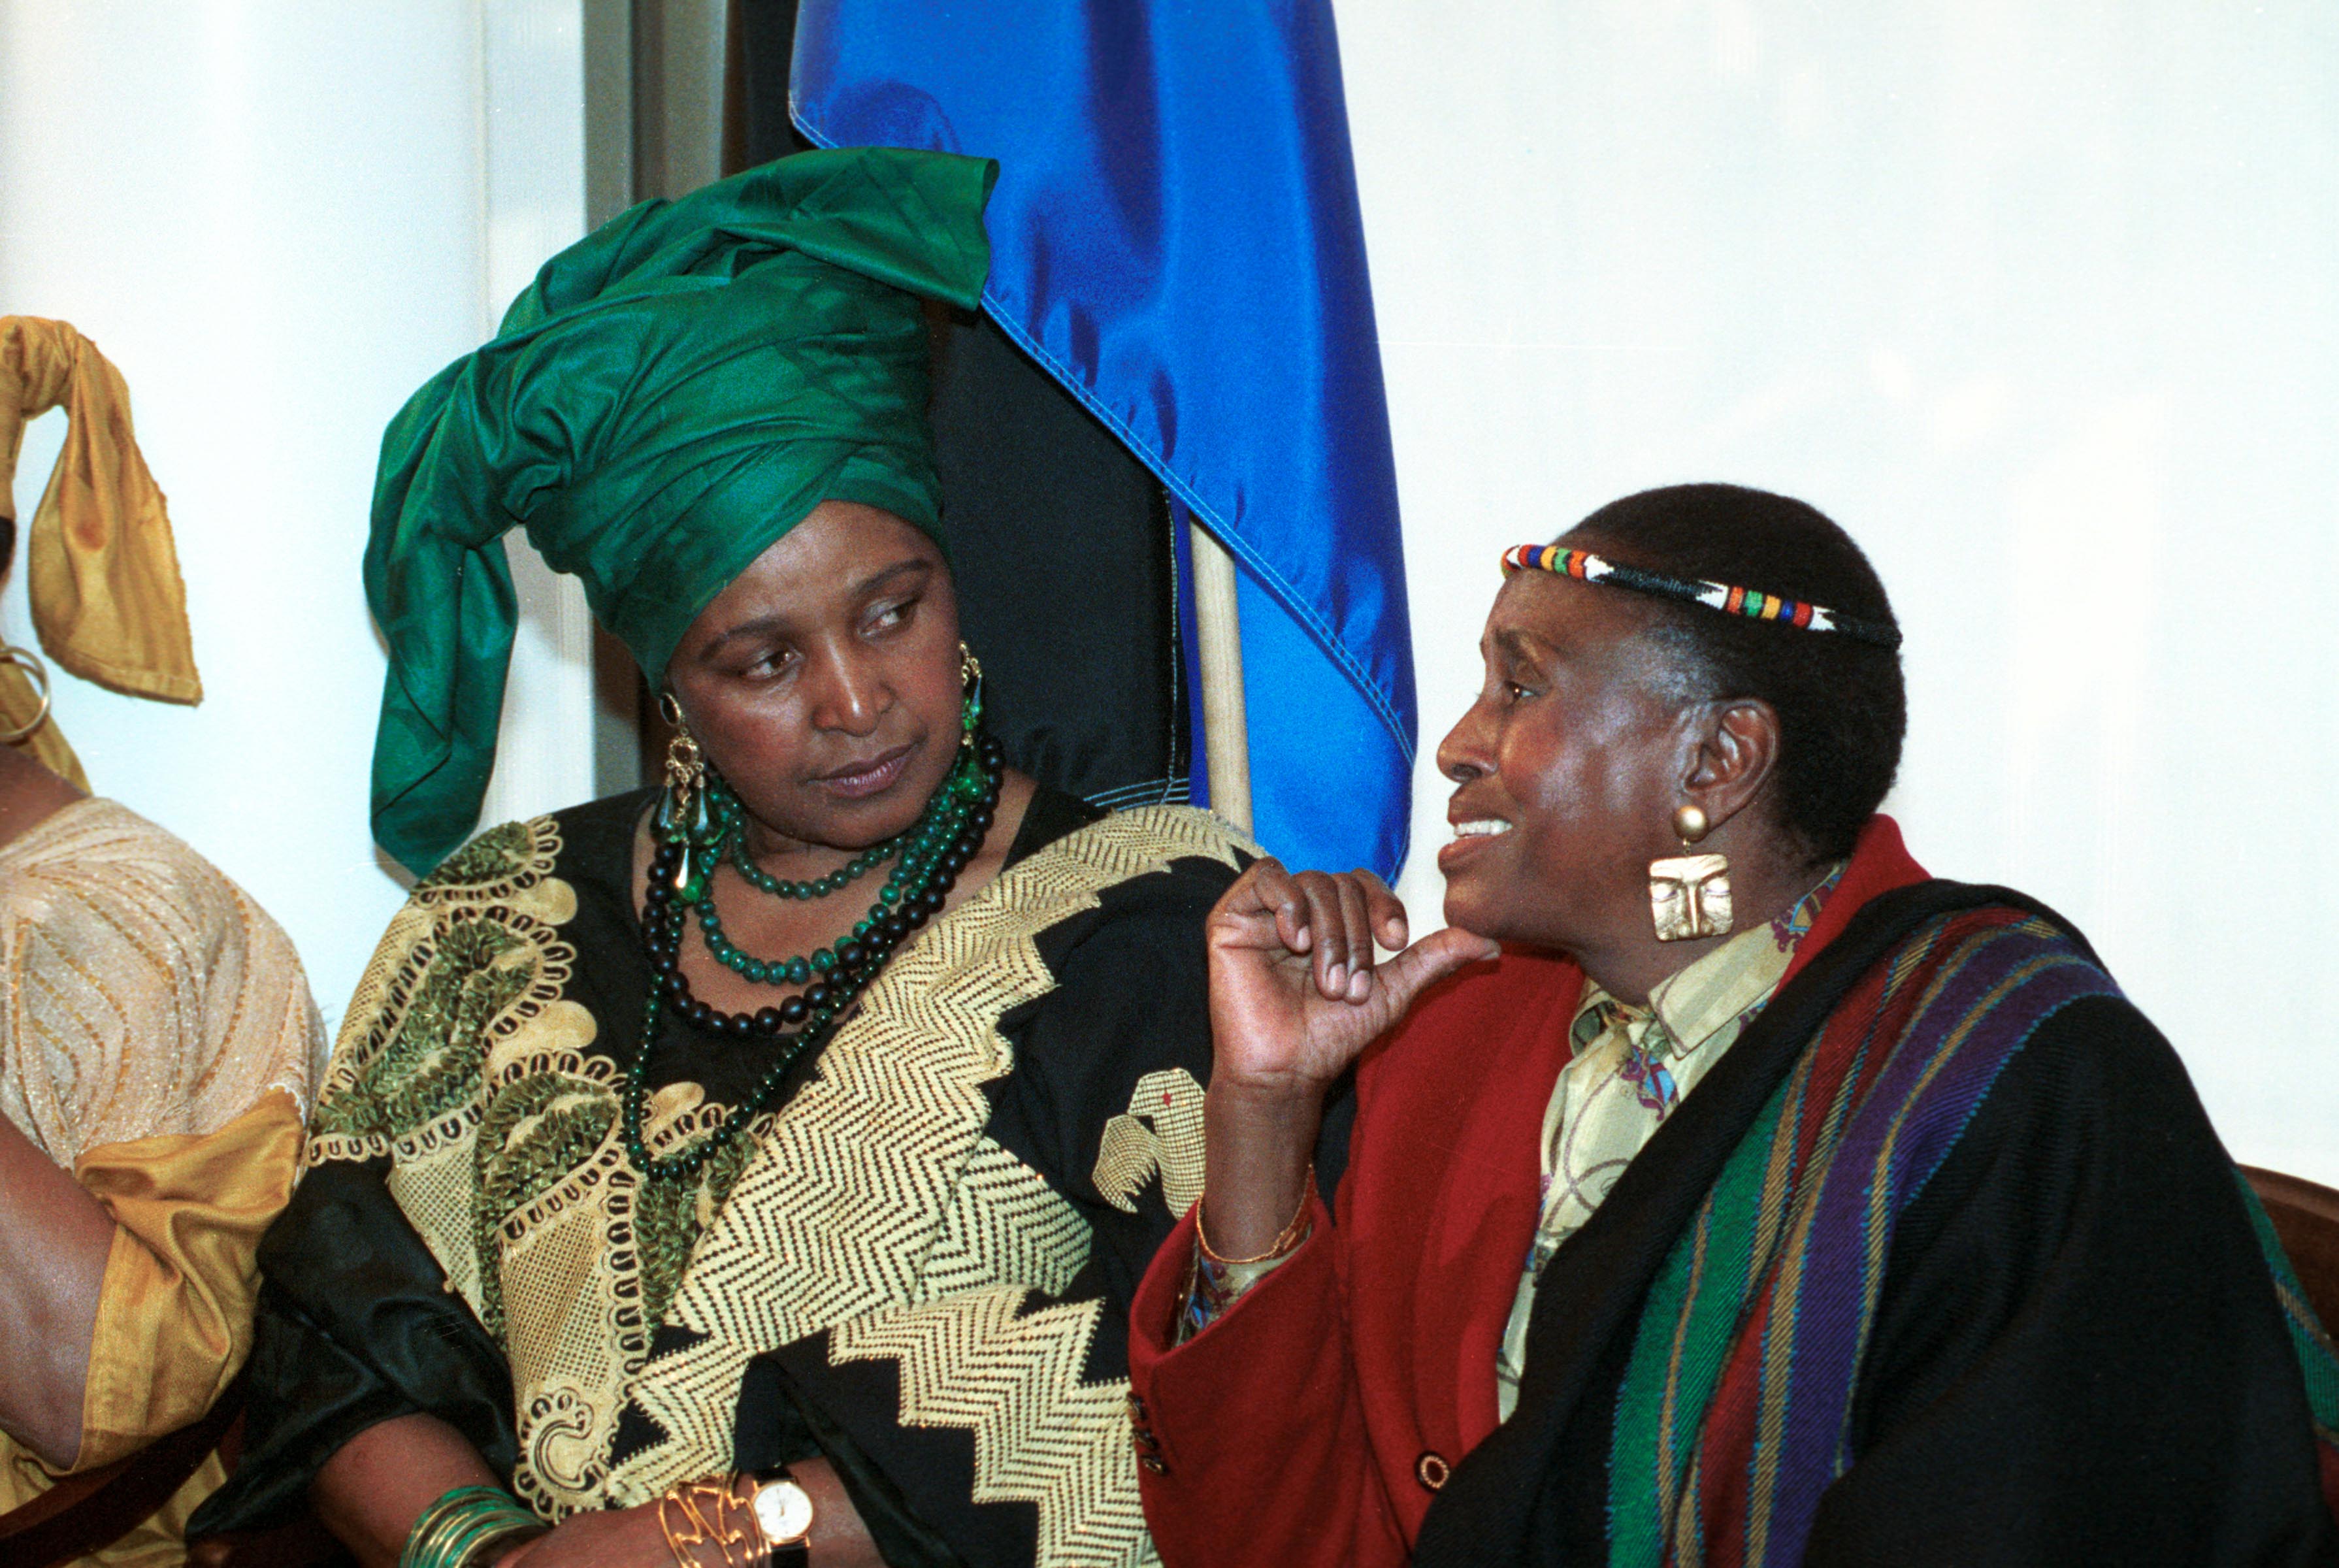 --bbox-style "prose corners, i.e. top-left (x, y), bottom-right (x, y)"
top-left (401, 1484), bottom-right (546, 1568)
